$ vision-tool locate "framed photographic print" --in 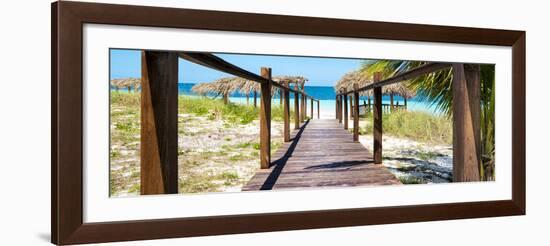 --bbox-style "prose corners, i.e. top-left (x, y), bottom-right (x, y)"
top-left (52, 1), bottom-right (525, 244)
